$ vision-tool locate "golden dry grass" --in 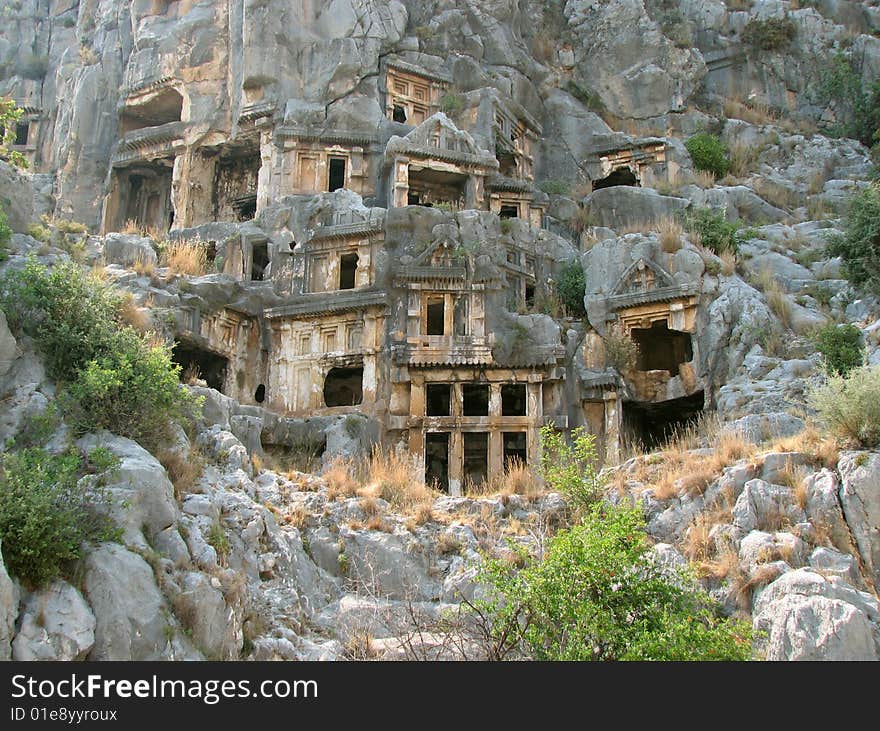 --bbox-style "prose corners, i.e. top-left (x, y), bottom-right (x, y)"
top-left (729, 140), bottom-right (759, 179)
top-left (356, 447), bottom-right (435, 514)
top-left (720, 249), bottom-right (737, 276)
top-left (478, 459), bottom-right (542, 498)
top-left (117, 292), bottom-right (151, 331)
top-left (692, 170), bottom-right (717, 189)
top-left (133, 254), bottom-right (156, 277)
top-left (158, 446), bottom-right (206, 500)
top-left (365, 515), bottom-right (394, 533)
top-left (752, 266), bottom-right (793, 329)
top-left (722, 96), bottom-right (778, 126)
top-left (324, 457), bottom-right (361, 500)
top-left (162, 239), bottom-right (209, 276)
top-left (658, 216), bottom-right (683, 253)
top-left (768, 425), bottom-right (840, 470)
